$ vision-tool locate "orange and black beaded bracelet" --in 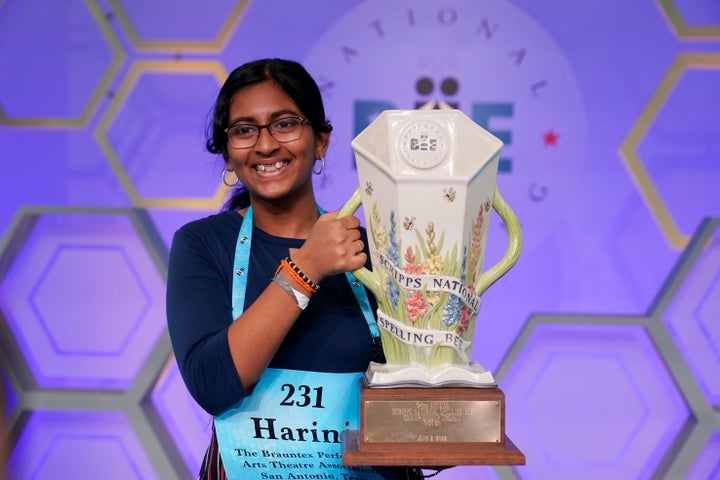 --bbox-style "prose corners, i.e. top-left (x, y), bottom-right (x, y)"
top-left (275, 257), bottom-right (319, 294)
